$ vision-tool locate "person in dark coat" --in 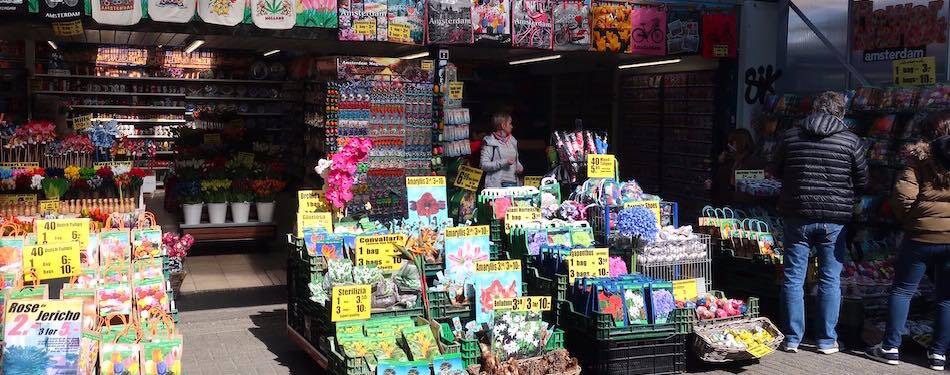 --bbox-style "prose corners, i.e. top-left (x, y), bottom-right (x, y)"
top-left (774, 91), bottom-right (869, 355)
